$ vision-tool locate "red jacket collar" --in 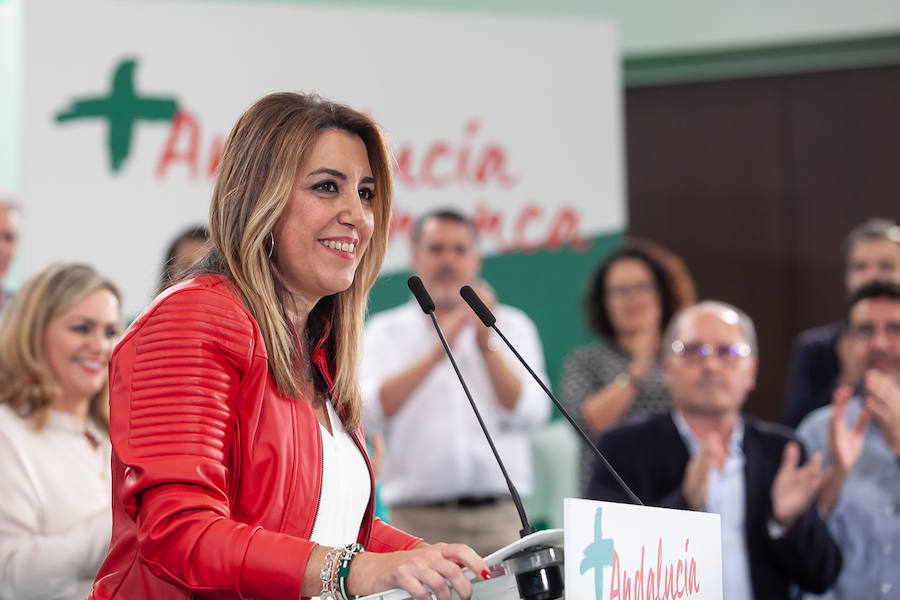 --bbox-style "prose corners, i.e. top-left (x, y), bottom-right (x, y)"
top-left (310, 316), bottom-right (334, 389)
